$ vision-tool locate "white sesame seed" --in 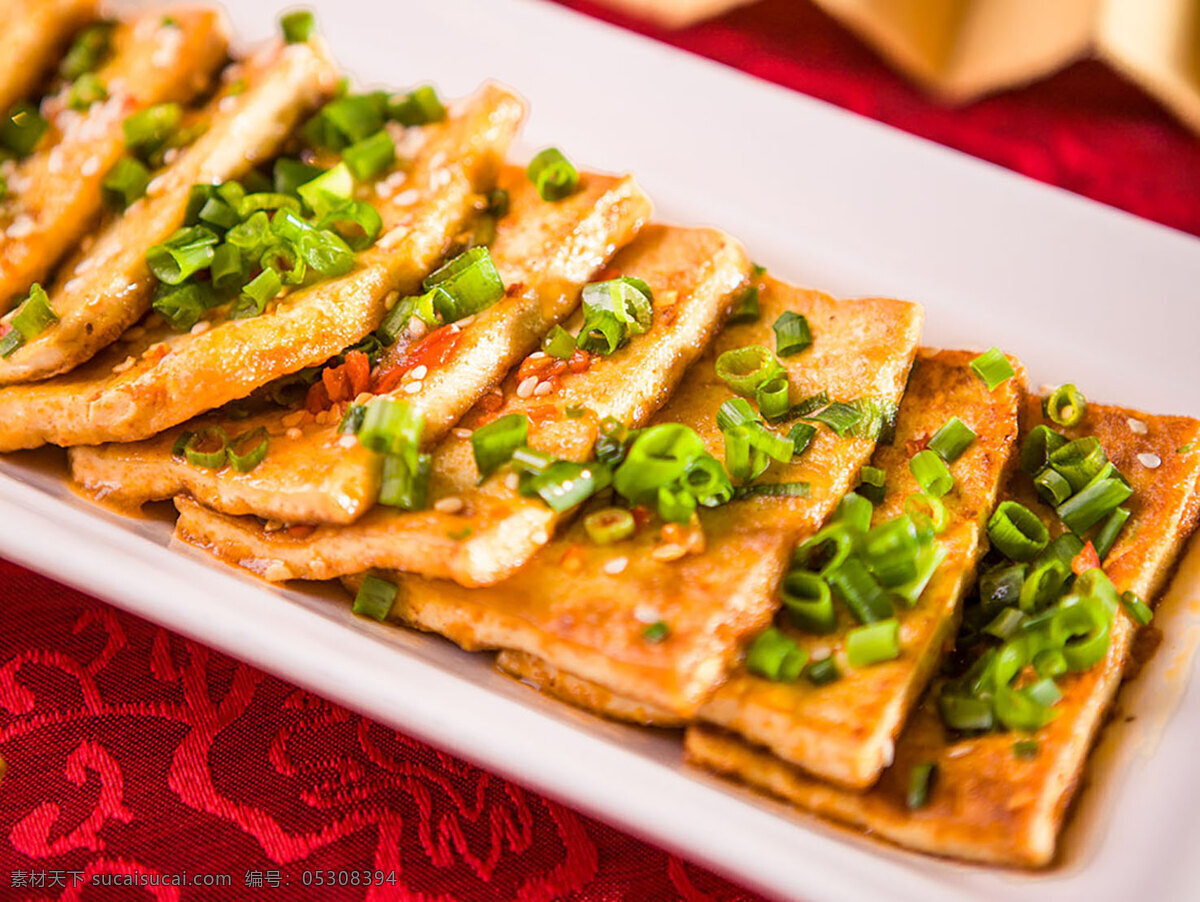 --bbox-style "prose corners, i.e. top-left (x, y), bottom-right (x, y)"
top-left (47, 149), bottom-right (63, 174)
top-left (532, 529), bottom-right (550, 546)
top-left (633, 604), bottom-right (660, 624)
top-left (452, 427), bottom-right (472, 439)
top-left (6, 215), bottom-right (34, 238)
top-left (286, 427), bottom-right (303, 440)
top-left (603, 557), bottom-right (628, 575)
top-left (377, 228), bottom-right (403, 249)
top-left (1138, 452), bottom-right (1162, 469)
top-left (529, 351), bottom-right (546, 360)
top-left (409, 365), bottom-right (427, 379)
top-left (517, 376), bottom-right (538, 398)
top-left (382, 291), bottom-right (399, 311)
top-left (505, 472), bottom-right (520, 491)
top-left (354, 392), bottom-right (374, 405)
top-left (63, 278), bottom-right (81, 293)
top-left (189, 320), bottom-right (211, 335)
top-left (408, 316), bottom-right (427, 338)
top-left (112, 356), bottom-right (135, 374)
top-left (457, 314), bottom-right (475, 327)
top-left (533, 381), bottom-right (553, 397)
top-left (162, 147), bottom-right (179, 165)
top-left (391, 188), bottom-right (419, 206)
top-left (218, 94), bottom-right (238, 113)
top-left (74, 257), bottom-right (94, 275)
top-left (403, 380), bottom-right (422, 395)
top-left (434, 496), bottom-right (464, 514)
top-left (946, 744), bottom-right (974, 760)
top-left (81, 156), bottom-right (101, 177)
top-left (337, 434), bottom-right (358, 448)
top-left (1127, 417), bottom-right (1148, 435)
